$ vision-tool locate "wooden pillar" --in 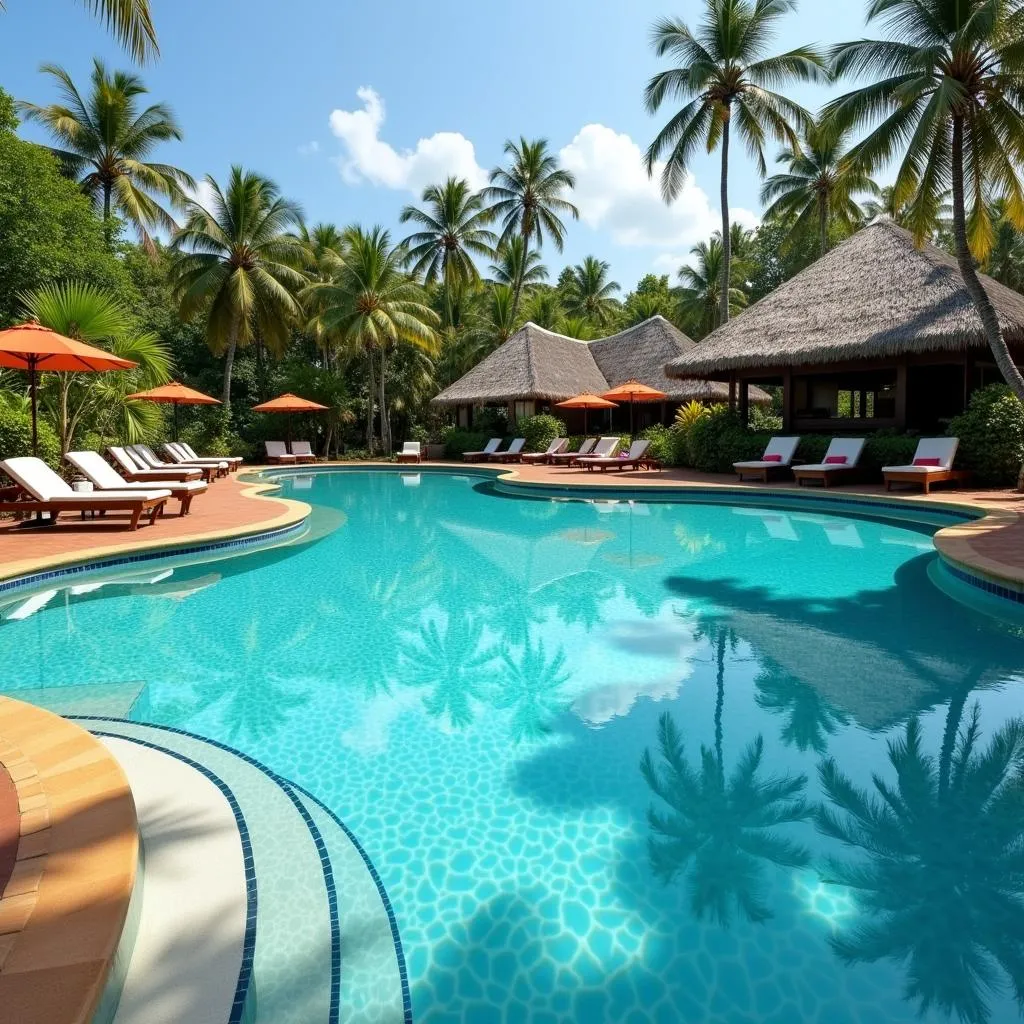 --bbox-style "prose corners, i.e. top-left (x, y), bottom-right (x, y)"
top-left (728, 373), bottom-right (737, 412)
top-left (963, 352), bottom-right (974, 410)
top-left (738, 379), bottom-right (750, 427)
top-left (895, 361), bottom-right (908, 429)
top-left (782, 369), bottom-right (794, 432)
